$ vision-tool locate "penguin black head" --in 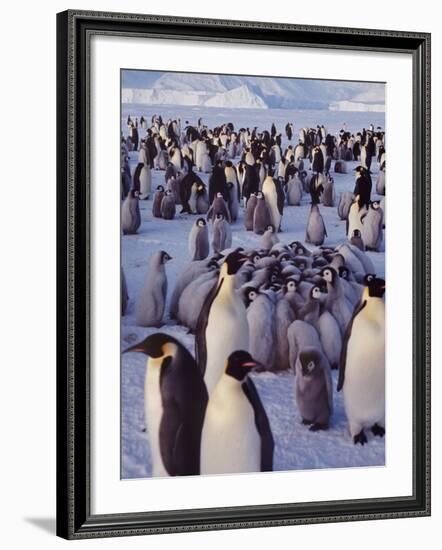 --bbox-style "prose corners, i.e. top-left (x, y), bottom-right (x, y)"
top-left (353, 229), bottom-right (361, 238)
top-left (371, 201), bottom-right (381, 210)
top-left (365, 275), bottom-right (385, 298)
top-left (224, 249), bottom-right (248, 275)
top-left (321, 266), bottom-right (337, 284)
top-left (225, 160), bottom-right (233, 168)
top-left (124, 332), bottom-right (177, 359)
top-left (284, 279), bottom-right (298, 294)
top-left (310, 285), bottom-right (323, 300)
top-left (215, 213), bottom-right (225, 221)
top-left (225, 350), bottom-right (258, 381)
top-left (196, 218), bottom-right (206, 227)
top-left (156, 185), bottom-right (165, 192)
top-left (299, 348), bottom-right (322, 377)
top-left (265, 224), bottom-right (275, 233)
top-left (338, 266), bottom-right (350, 280)
top-left (160, 251), bottom-right (172, 263)
top-left (244, 286), bottom-right (259, 307)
